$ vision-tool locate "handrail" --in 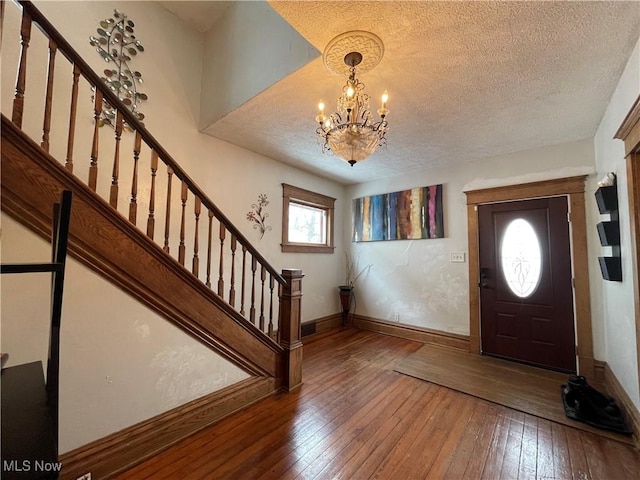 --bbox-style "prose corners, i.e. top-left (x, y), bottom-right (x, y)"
top-left (16, 0), bottom-right (285, 286)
